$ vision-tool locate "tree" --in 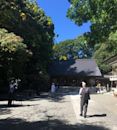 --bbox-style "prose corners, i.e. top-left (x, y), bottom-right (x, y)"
top-left (0, 0), bottom-right (54, 91)
top-left (53, 36), bottom-right (93, 60)
top-left (67, 0), bottom-right (117, 73)
top-left (93, 31), bottom-right (117, 73)
top-left (67, 0), bottom-right (117, 44)
top-left (0, 28), bottom-right (30, 90)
